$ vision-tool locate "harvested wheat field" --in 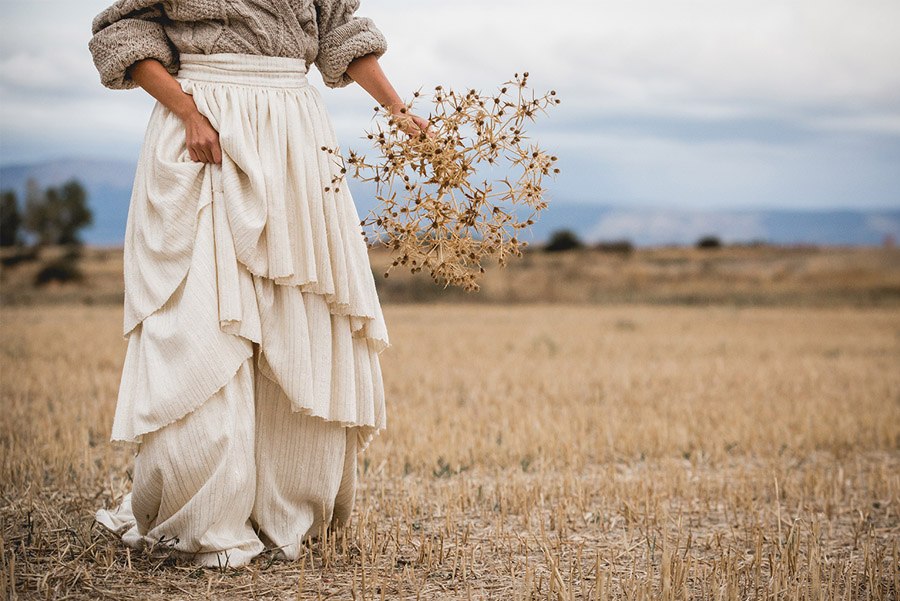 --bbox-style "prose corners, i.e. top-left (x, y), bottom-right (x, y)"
top-left (1, 301), bottom-right (899, 599)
